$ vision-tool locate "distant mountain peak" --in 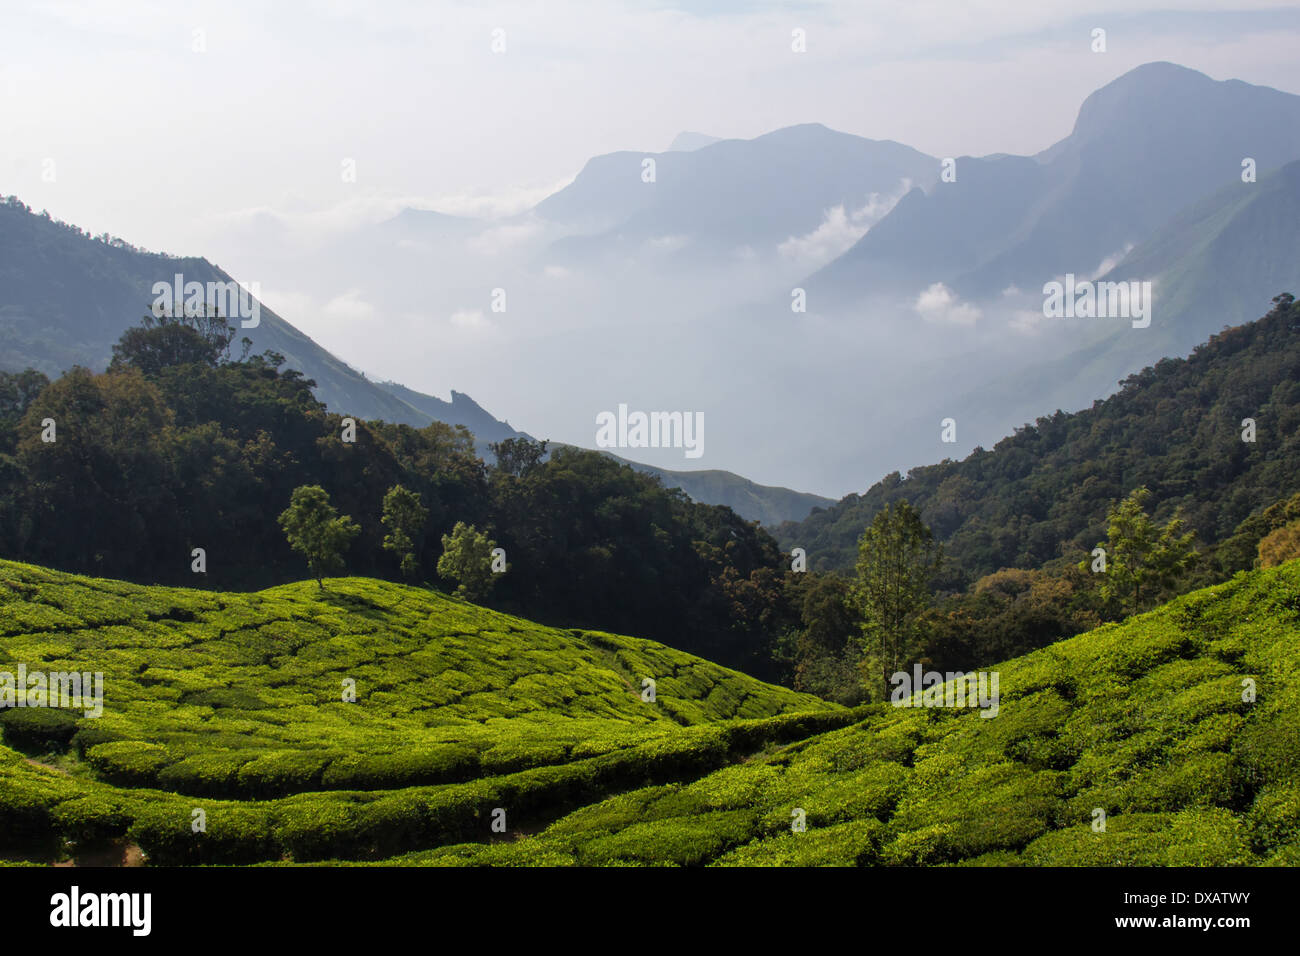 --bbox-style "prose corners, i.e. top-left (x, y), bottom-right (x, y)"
top-left (667, 131), bottom-right (721, 151)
